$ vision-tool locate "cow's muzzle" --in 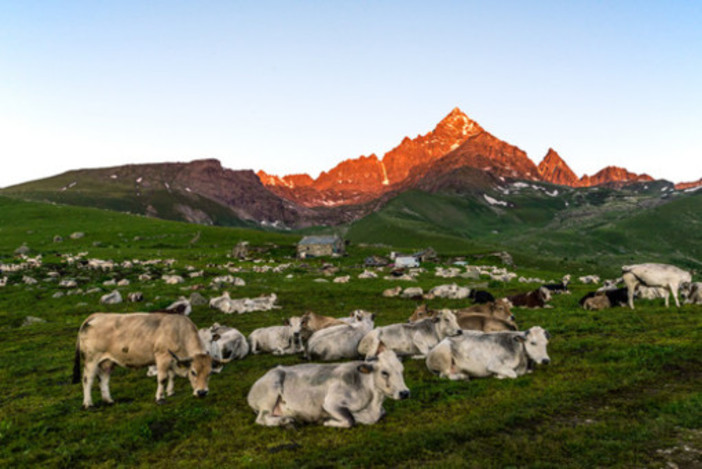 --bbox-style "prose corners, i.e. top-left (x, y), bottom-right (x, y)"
top-left (541, 358), bottom-right (550, 365)
top-left (453, 330), bottom-right (463, 336)
top-left (399, 390), bottom-right (410, 400)
top-left (196, 389), bottom-right (209, 398)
